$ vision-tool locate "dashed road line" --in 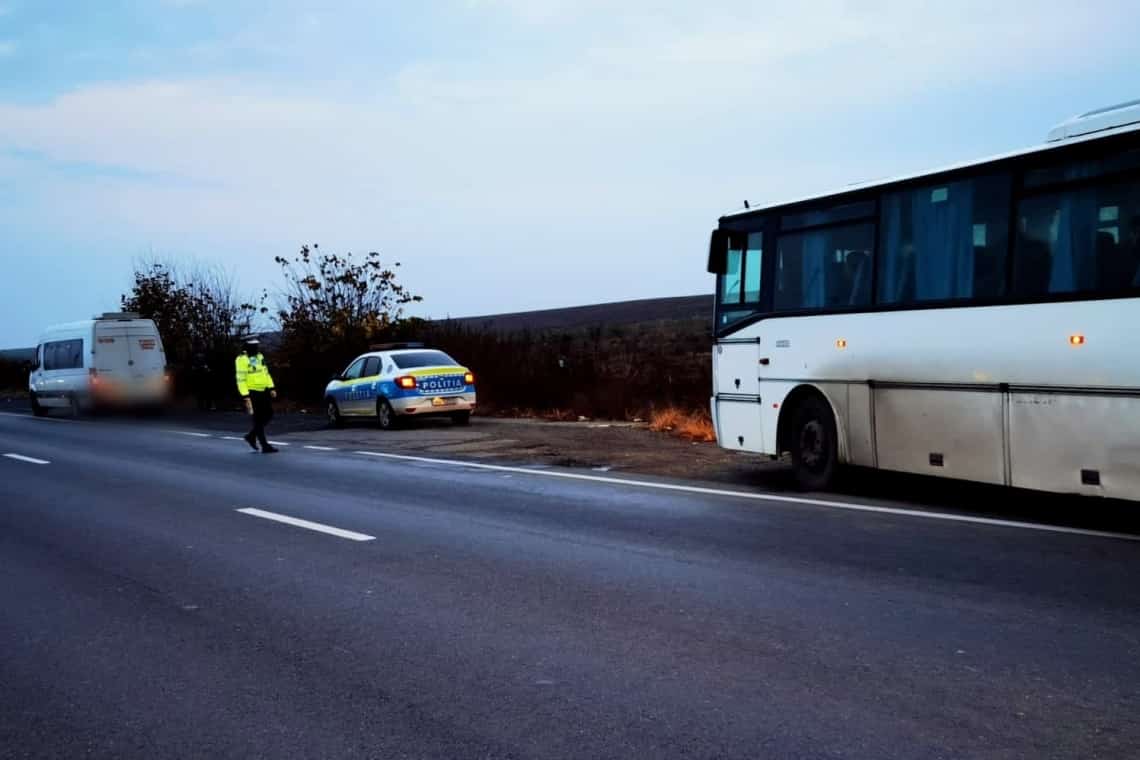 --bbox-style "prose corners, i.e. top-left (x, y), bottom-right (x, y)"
top-left (352, 450), bottom-right (1140, 543)
top-left (3, 453), bottom-right (50, 465)
top-left (236, 507), bottom-right (375, 542)
top-left (303, 445), bottom-right (337, 451)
